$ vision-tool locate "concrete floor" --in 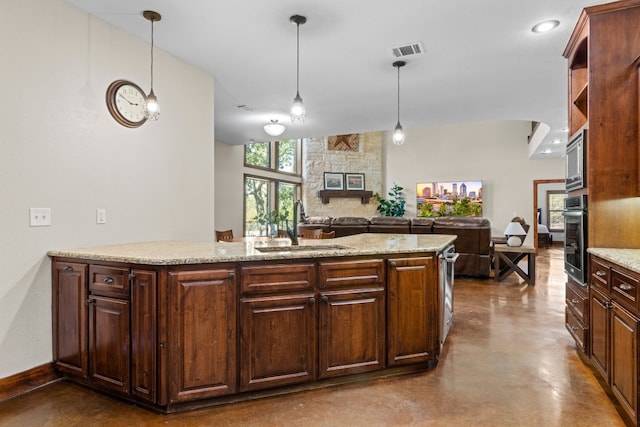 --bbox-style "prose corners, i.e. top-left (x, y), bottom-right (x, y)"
top-left (0, 248), bottom-right (626, 426)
